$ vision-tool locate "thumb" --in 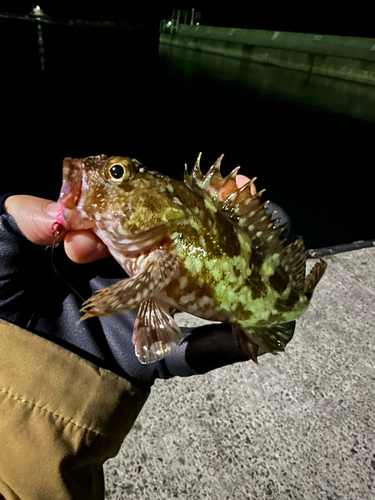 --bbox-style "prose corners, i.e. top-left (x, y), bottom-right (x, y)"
top-left (4, 195), bottom-right (63, 246)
